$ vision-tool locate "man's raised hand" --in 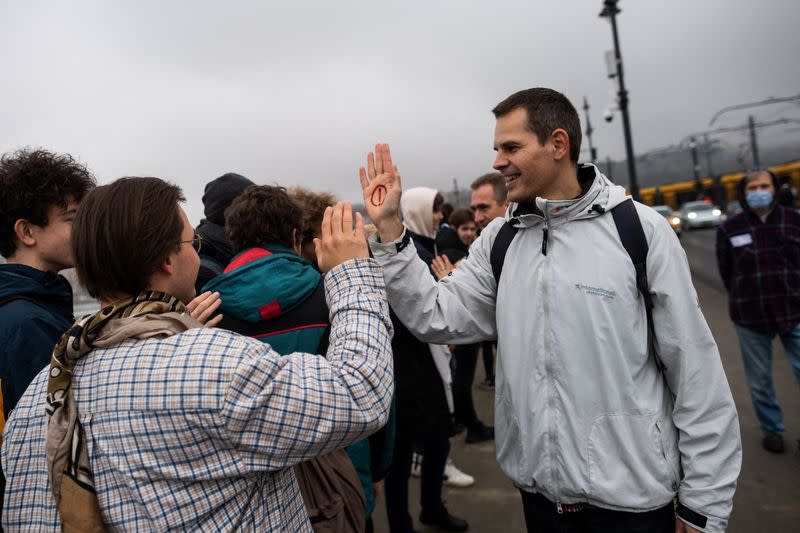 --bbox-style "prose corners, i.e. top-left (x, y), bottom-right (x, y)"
top-left (314, 202), bottom-right (370, 273)
top-left (358, 143), bottom-right (404, 242)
